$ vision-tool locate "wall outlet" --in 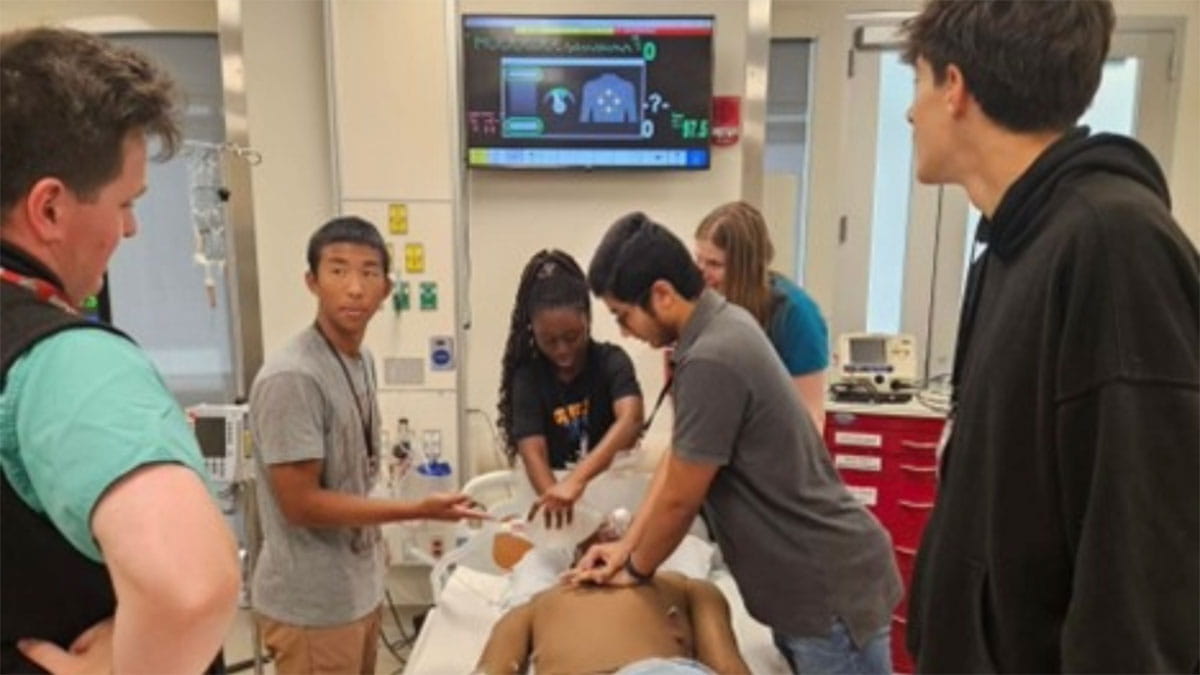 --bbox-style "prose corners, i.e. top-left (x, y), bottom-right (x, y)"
top-left (430, 335), bottom-right (455, 371)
